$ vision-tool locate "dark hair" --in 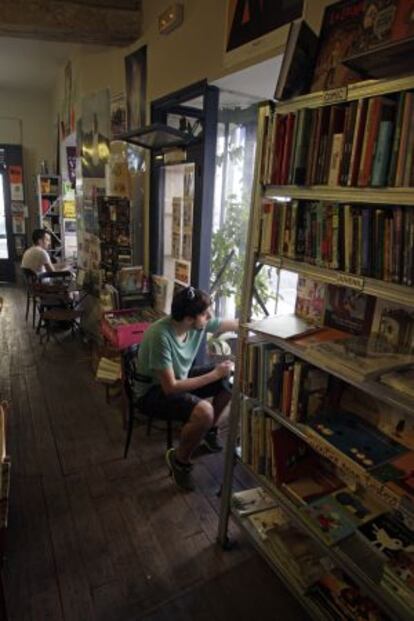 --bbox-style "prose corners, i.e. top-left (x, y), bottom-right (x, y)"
top-left (32, 228), bottom-right (48, 244)
top-left (171, 287), bottom-right (211, 321)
